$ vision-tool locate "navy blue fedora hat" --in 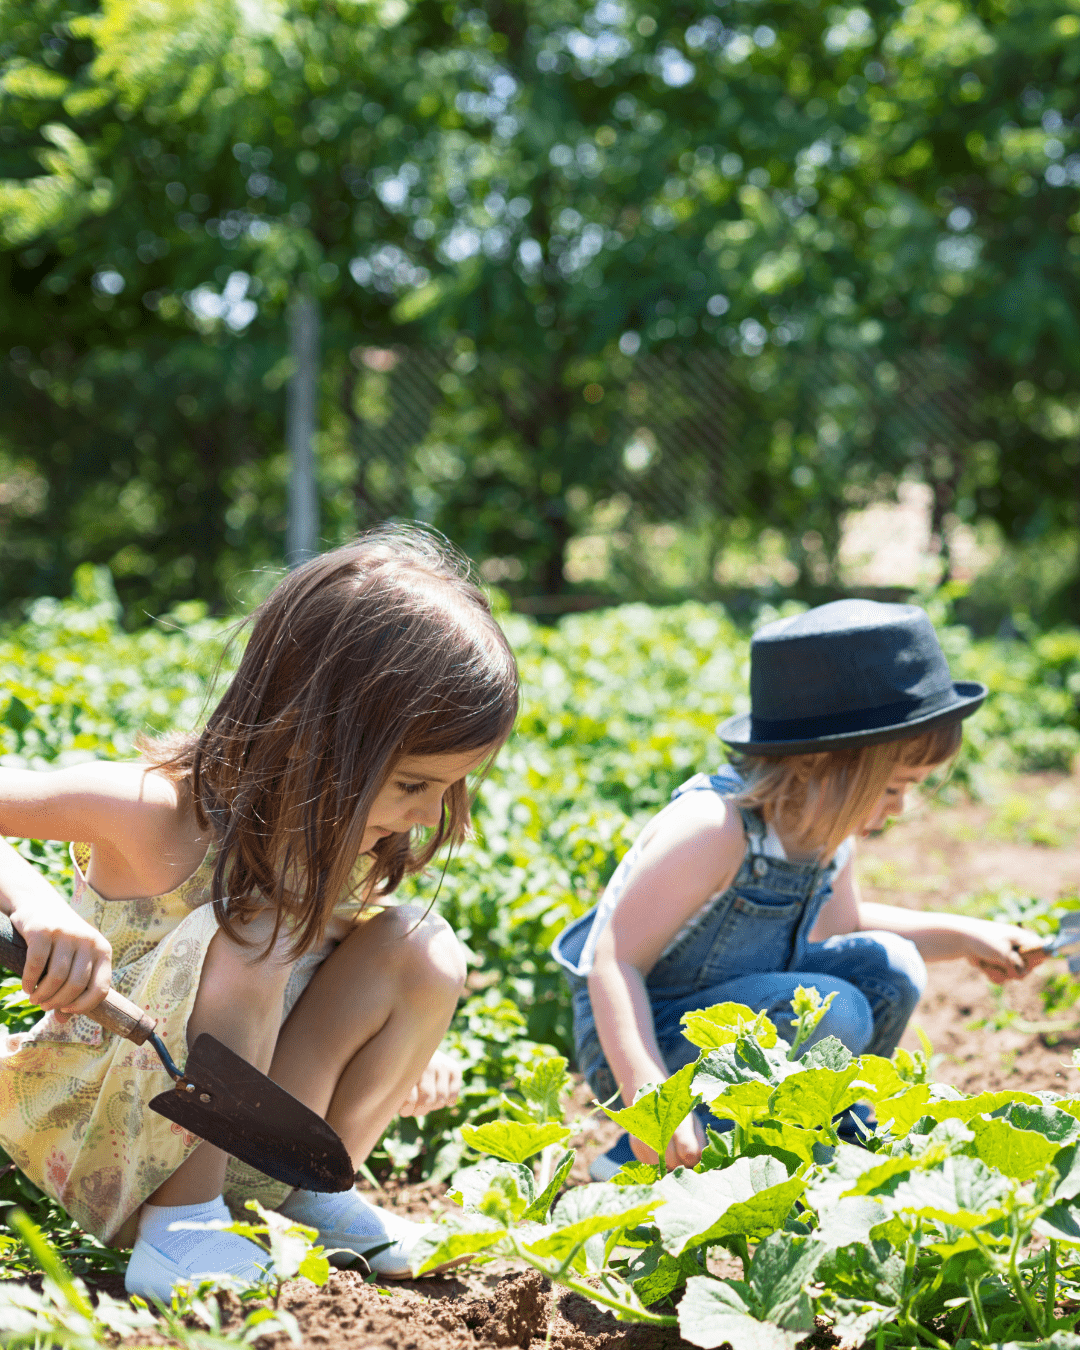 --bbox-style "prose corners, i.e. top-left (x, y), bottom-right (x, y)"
top-left (717, 599), bottom-right (987, 755)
